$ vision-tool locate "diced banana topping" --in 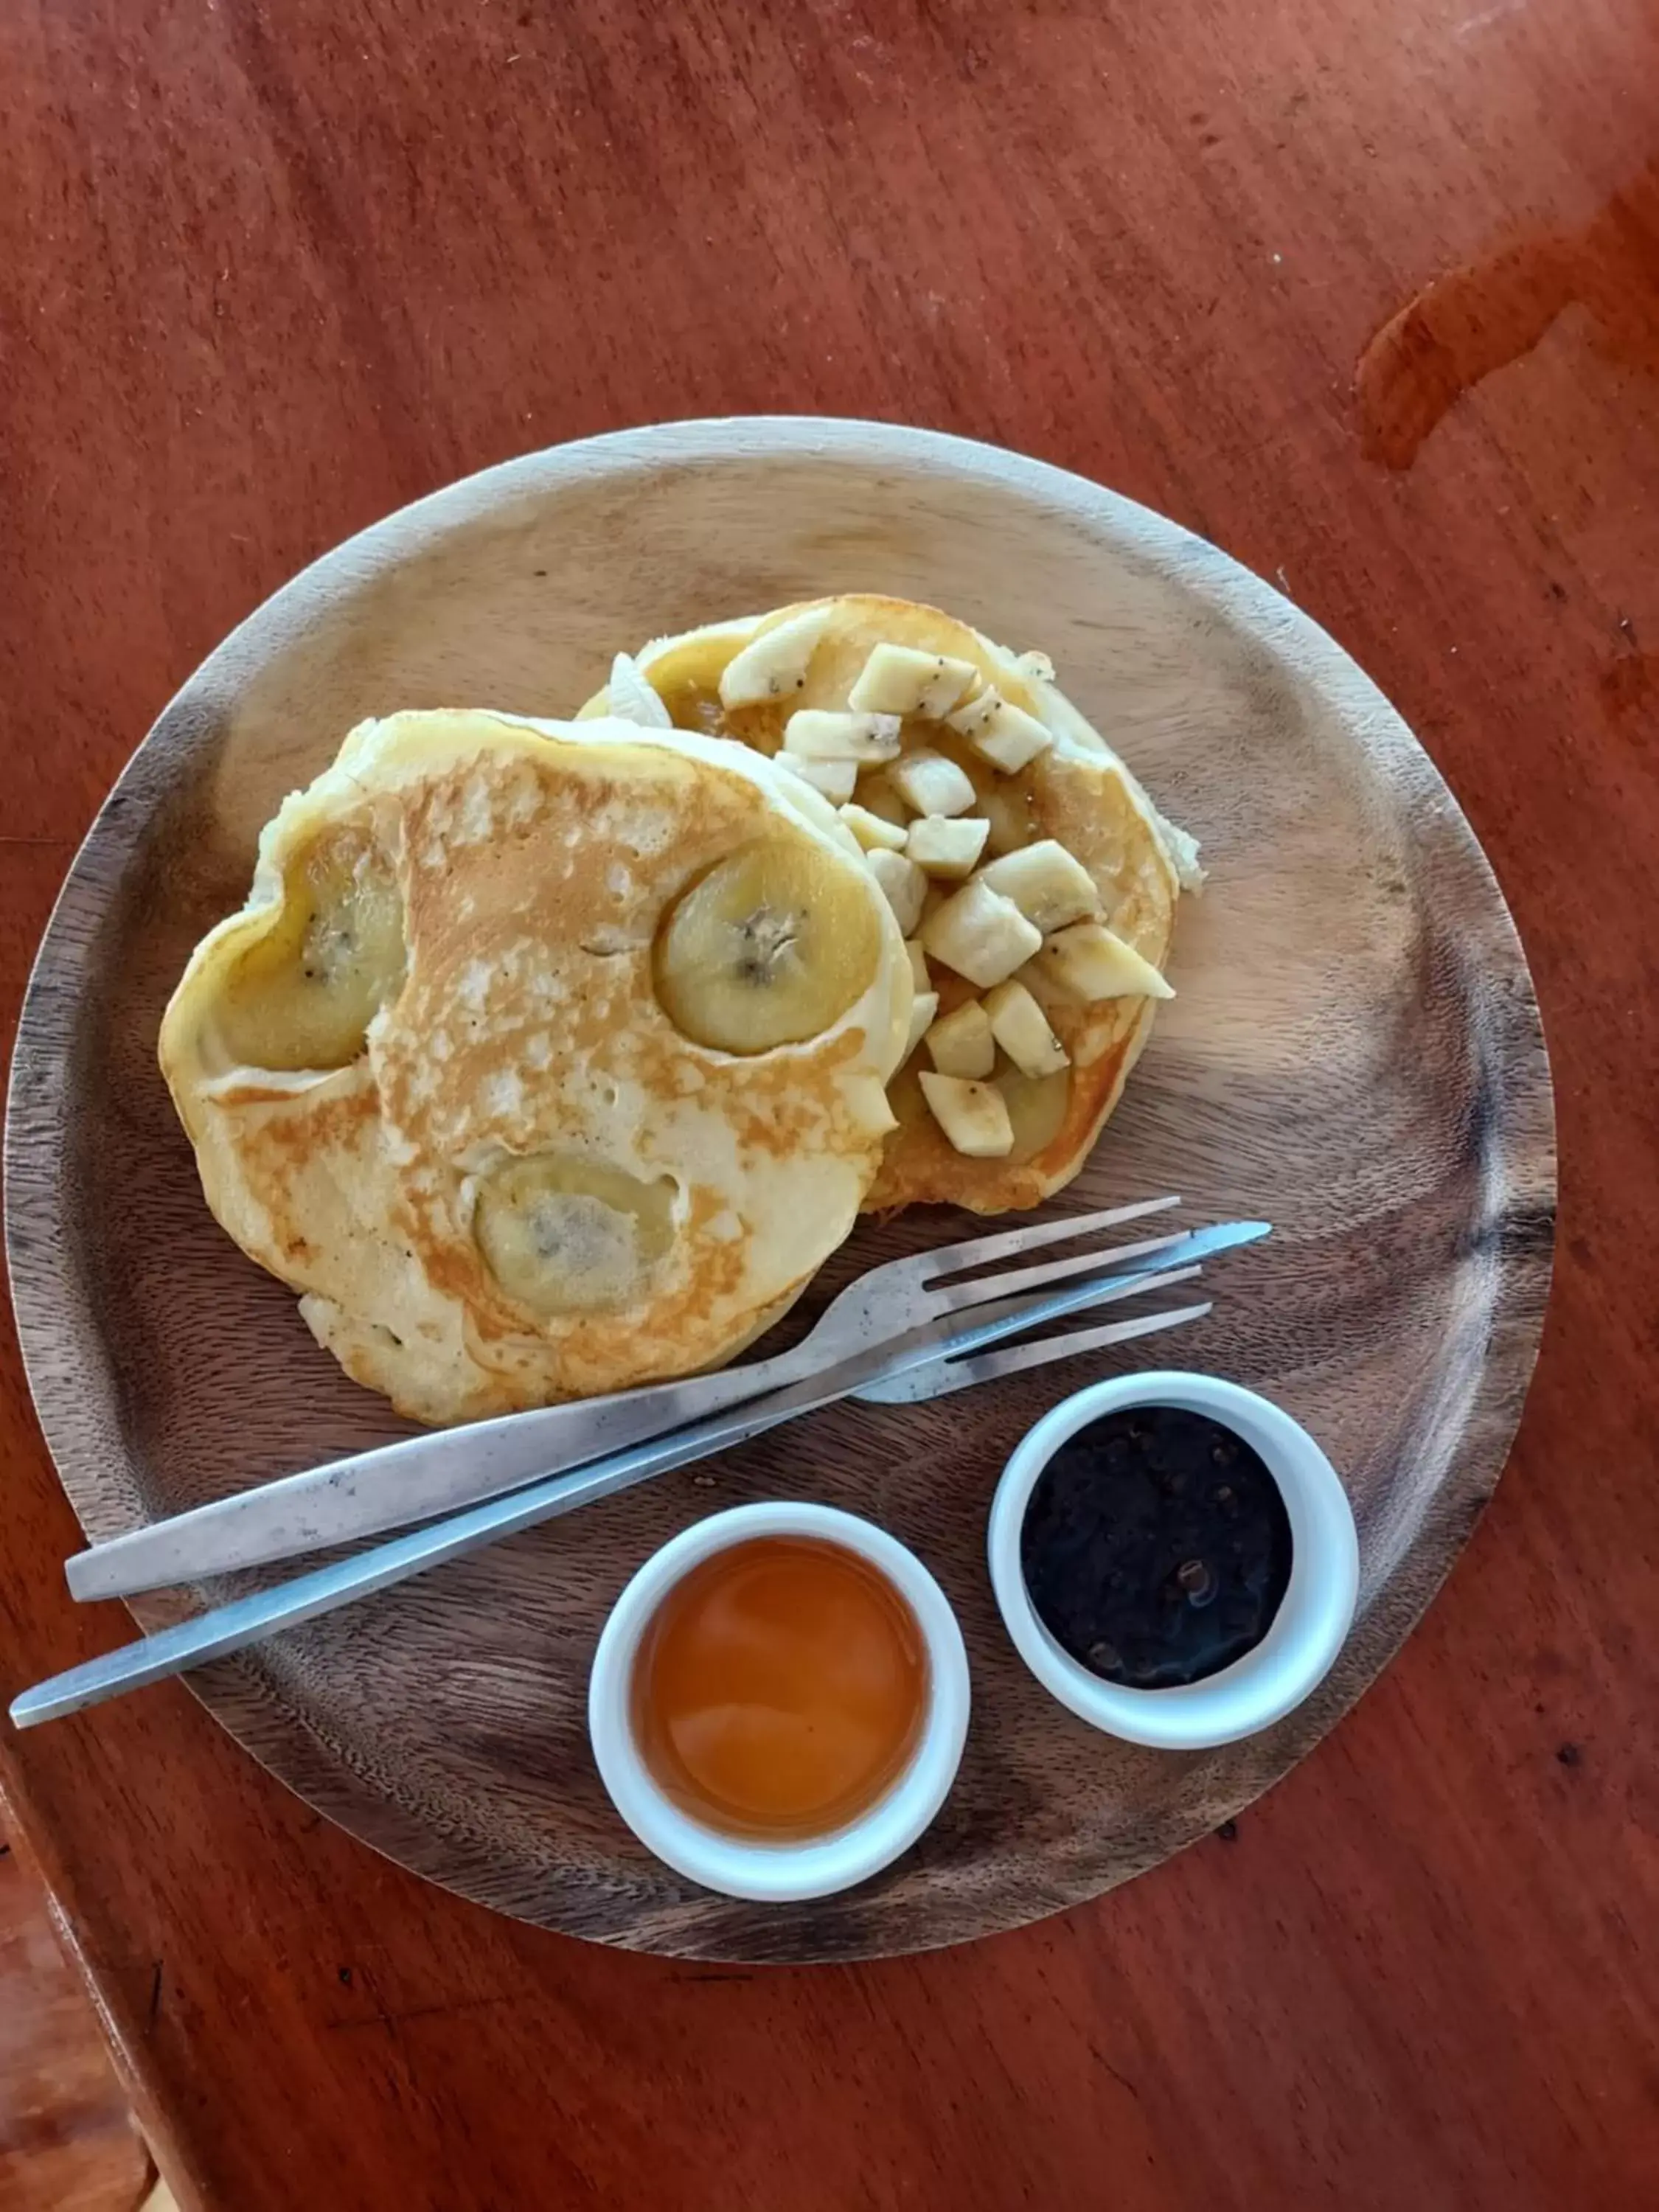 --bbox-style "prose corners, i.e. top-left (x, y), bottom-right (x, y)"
top-left (978, 840), bottom-right (1101, 933)
top-left (983, 978), bottom-right (1070, 1078)
top-left (784, 709), bottom-right (903, 765)
top-left (998, 1064), bottom-right (1072, 1160)
top-left (925, 998), bottom-right (995, 1079)
top-left (917, 1072), bottom-right (1014, 1159)
top-left (905, 814), bottom-right (988, 880)
top-left (839, 802), bottom-right (910, 853)
top-left (922, 877), bottom-right (1043, 990)
top-left (1028, 919), bottom-right (1176, 1003)
top-left (888, 748), bottom-right (977, 819)
top-left (847, 643), bottom-right (977, 719)
top-left (608, 652), bottom-right (672, 730)
top-left (666, 619), bottom-right (1180, 1159)
top-left (718, 607), bottom-right (833, 709)
top-left (946, 689), bottom-right (1053, 774)
top-left (863, 848), bottom-right (928, 937)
